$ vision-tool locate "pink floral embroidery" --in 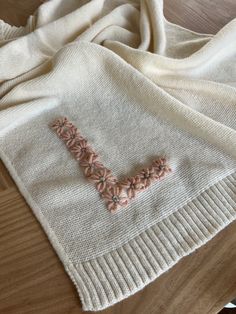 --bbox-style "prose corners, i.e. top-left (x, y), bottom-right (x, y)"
top-left (89, 168), bottom-right (116, 193)
top-left (102, 186), bottom-right (129, 213)
top-left (80, 153), bottom-right (104, 177)
top-left (152, 158), bottom-right (172, 179)
top-left (51, 117), bottom-right (74, 135)
top-left (139, 167), bottom-right (160, 188)
top-left (70, 139), bottom-right (94, 160)
top-left (120, 176), bottom-right (145, 199)
top-left (61, 127), bottom-right (83, 147)
top-left (51, 117), bottom-right (172, 213)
